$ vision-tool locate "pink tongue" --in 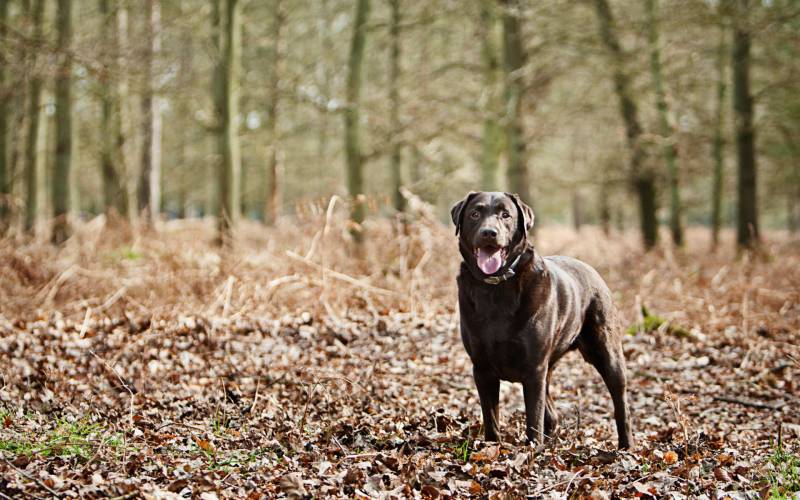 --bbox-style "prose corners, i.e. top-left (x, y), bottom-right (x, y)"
top-left (477, 248), bottom-right (503, 275)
